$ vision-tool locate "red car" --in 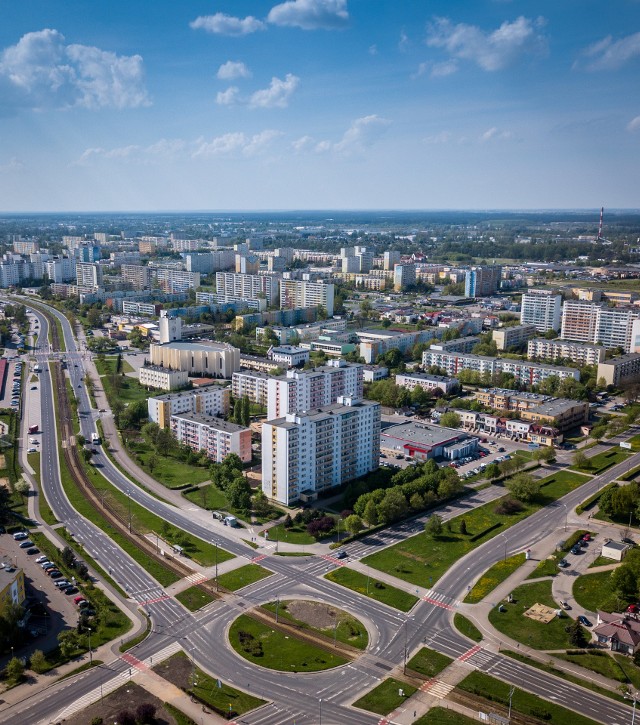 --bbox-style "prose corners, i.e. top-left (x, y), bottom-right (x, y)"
top-left (582, 533), bottom-right (591, 542)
